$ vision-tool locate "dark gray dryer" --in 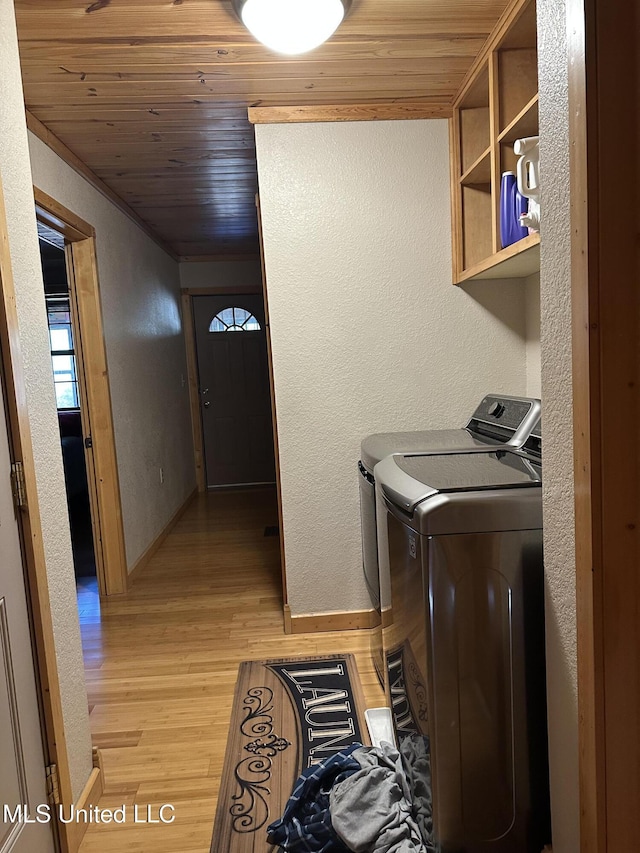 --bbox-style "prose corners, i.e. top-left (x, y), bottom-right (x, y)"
top-left (358, 395), bottom-right (541, 683)
top-left (374, 431), bottom-right (550, 853)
